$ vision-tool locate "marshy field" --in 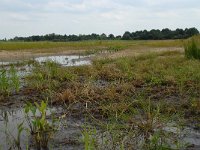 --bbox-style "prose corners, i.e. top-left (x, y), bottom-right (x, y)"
top-left (0, 36), bottom-right (200, 150)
